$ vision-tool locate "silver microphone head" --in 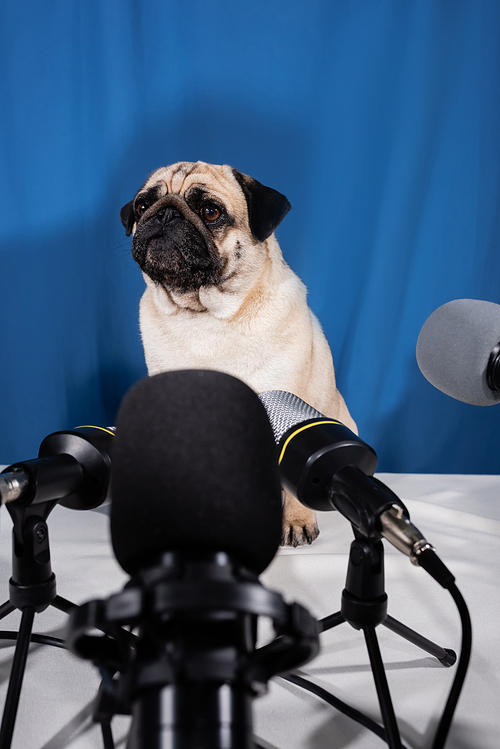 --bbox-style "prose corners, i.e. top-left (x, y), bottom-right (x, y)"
top-left (258, 391), bottom-right (324, 444)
